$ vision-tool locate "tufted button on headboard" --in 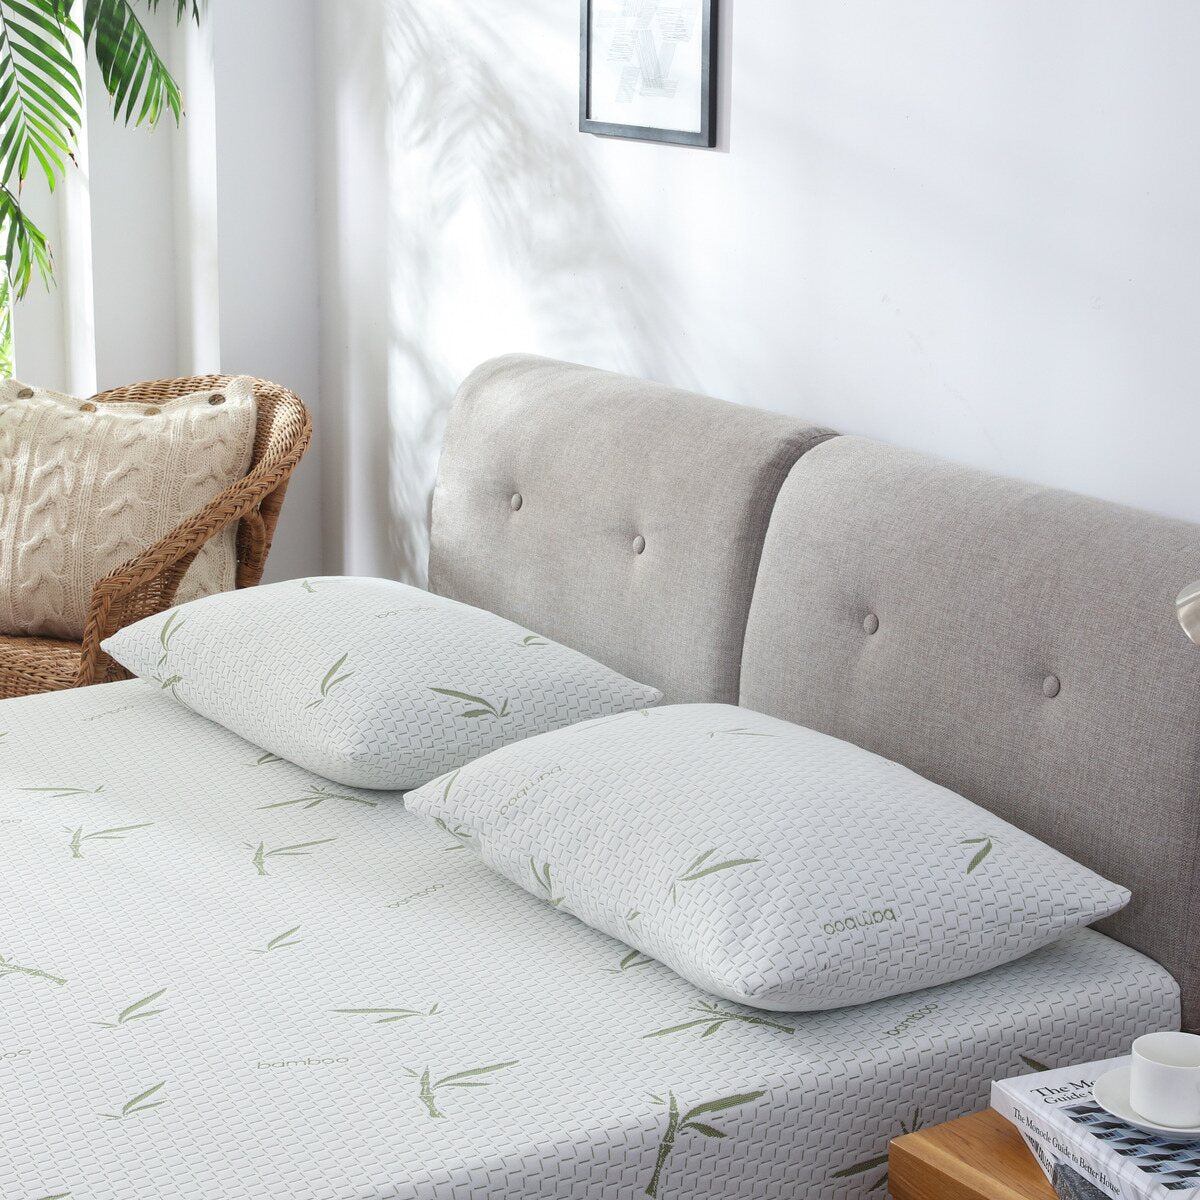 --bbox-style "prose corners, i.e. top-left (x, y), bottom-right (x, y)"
top-left (741, 435), bottom-right (1200, 1032)
top-left (429, 354), bottom-right (836, 703)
